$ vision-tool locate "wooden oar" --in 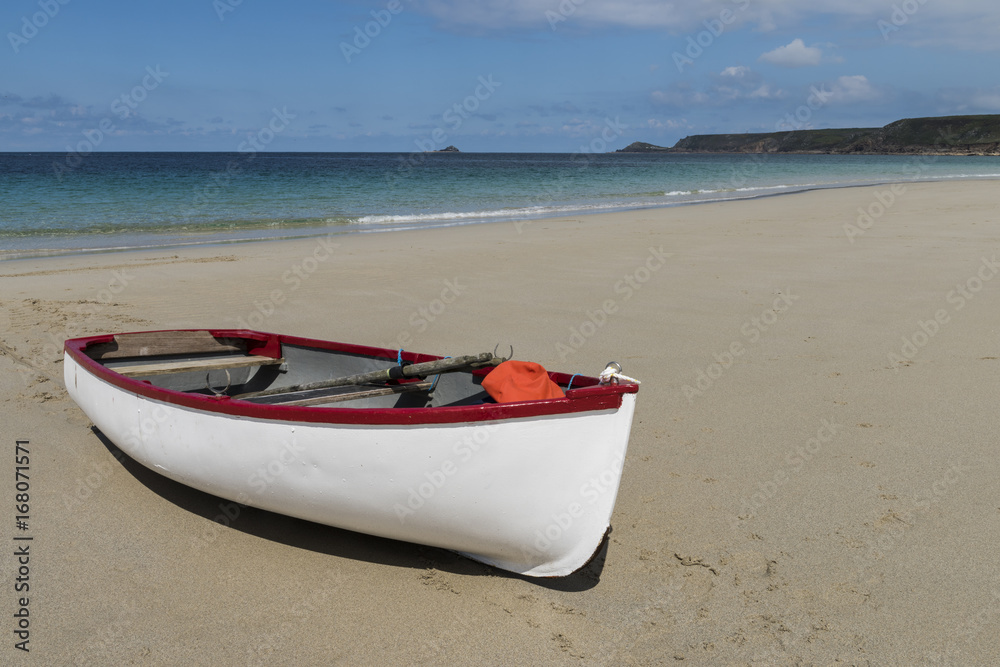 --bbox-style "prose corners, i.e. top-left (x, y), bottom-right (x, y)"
top-left (234, 352), bottom-right (498, 400)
